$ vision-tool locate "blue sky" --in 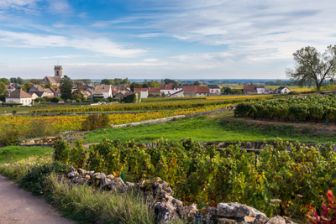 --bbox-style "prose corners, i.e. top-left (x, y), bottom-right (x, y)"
top-left (0, 0), bottom-right (335, 79)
